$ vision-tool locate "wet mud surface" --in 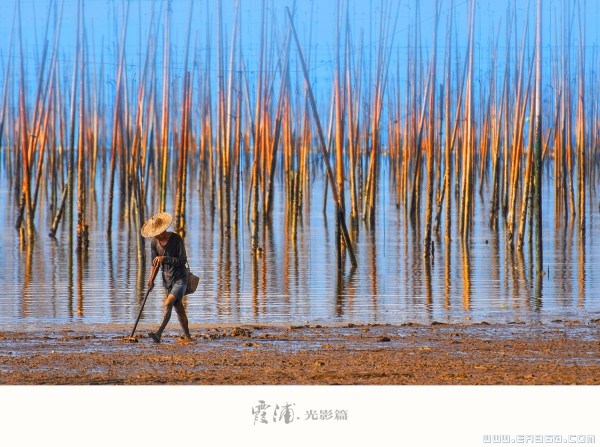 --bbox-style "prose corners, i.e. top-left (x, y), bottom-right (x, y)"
top-left (1, 321), bottom-right (600, 384)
